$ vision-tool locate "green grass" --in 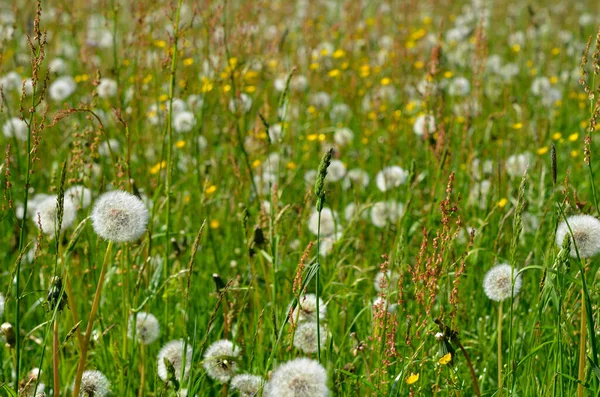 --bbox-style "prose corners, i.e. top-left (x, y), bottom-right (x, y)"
top-left (2, 0), bottom-right (600, 396)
